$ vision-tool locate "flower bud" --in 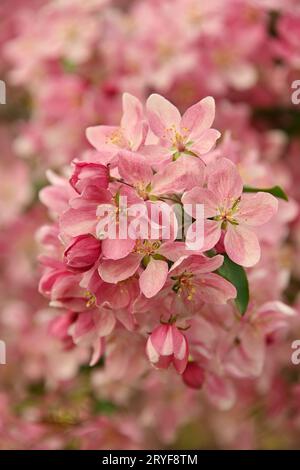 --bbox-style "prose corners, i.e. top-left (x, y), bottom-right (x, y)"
top-left (146, 324), bottom-right (188, 374)
top-left (182, 361), bottom-right (205, 389)
top-left (64, 234), bottom-right (101, 272)
top-left (70, 161), bottom-right (109, 194)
